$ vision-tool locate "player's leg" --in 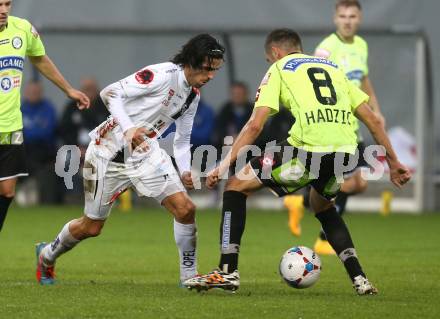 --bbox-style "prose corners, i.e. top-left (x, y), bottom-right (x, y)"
top-left (0, 142), bottom-right (29, 232)
top-left (0, 178), bottom-right (16, 232)
top-left (336, 169), bottom-right (368, 213)
top-left (218, 164), bottom-right (264, 274)
top-left (310, 188), bottom-right (377, 295)
top-left (162, 192), bottom-right (198, 283)
top-left (334, 142), bottom-right (368, 215)
top-left (184, 163), bottom-right (264, 291)
top-left (131, 147), bottom-right (198, 284)
top-left (36, 150), bottom-right (122, 284)
top-left (315, 143), bottom-right (368, 254)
